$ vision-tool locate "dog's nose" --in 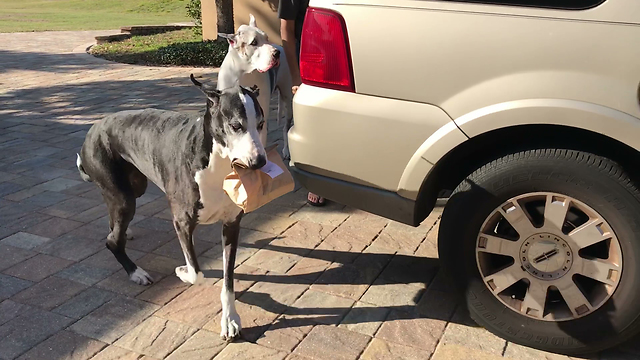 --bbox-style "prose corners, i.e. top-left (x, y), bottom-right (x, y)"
top-left (249, 155), bottom-right (267, 170)
top-left (273, 49), bottom-right (280, 59)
